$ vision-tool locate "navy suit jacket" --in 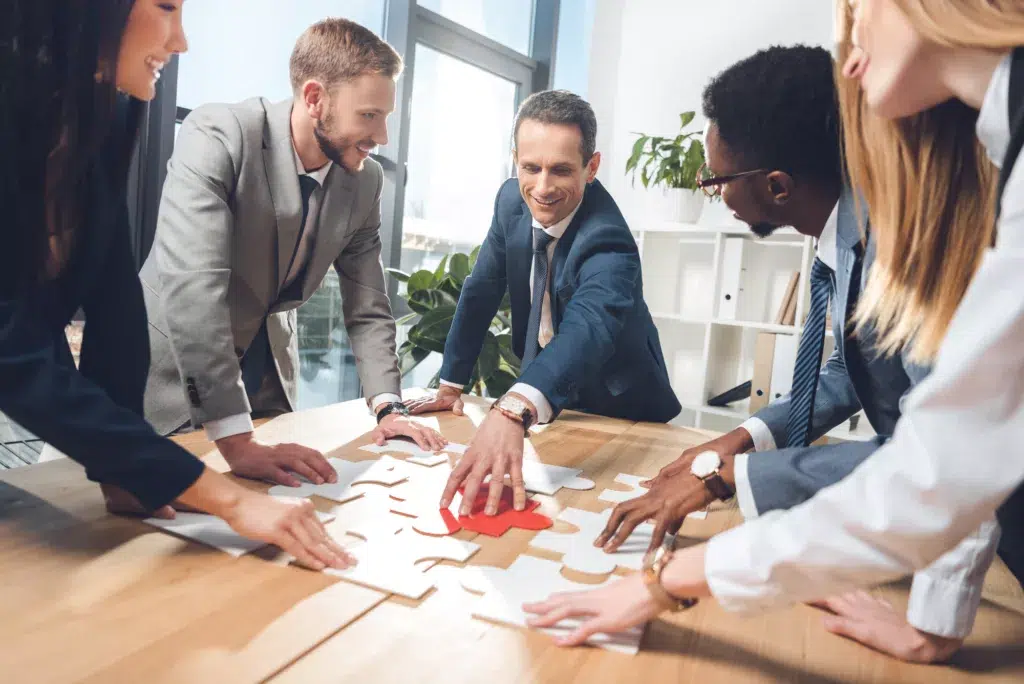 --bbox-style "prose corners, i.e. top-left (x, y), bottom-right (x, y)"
top-left (0, 103), bottom-right (204, 510)
top-left (440, 178), bottom-right (680, 423)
